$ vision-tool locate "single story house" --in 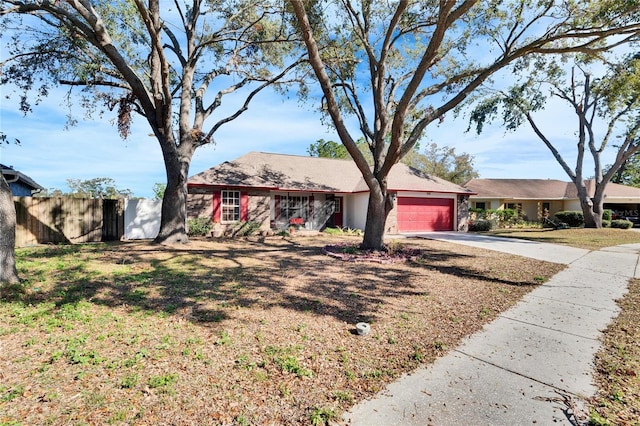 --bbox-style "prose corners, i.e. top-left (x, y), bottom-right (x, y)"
top-left (187, 152), bottom-right (475, 234)
top-left (1, 164), bottom-right (44, 196)
top-left (464, 178), bottom-right (640, 221)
